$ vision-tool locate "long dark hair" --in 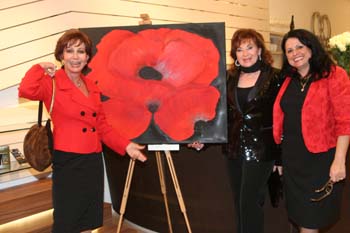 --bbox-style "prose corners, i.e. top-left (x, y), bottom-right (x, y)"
top-left (281, 29), bottom-right (334, 80)
top-left (229, 29), bottom-right (273, 72)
